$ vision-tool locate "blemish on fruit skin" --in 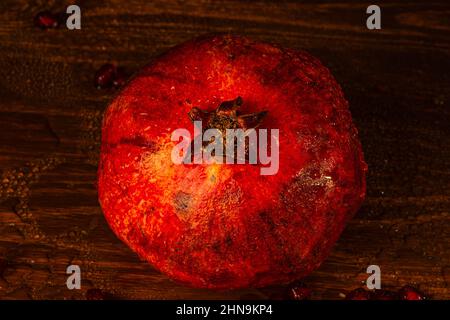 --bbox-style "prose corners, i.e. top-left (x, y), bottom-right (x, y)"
top-left (258, 211), bottom-right (276, 232)
top-left (174, 191), bottom-right (191, 215)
